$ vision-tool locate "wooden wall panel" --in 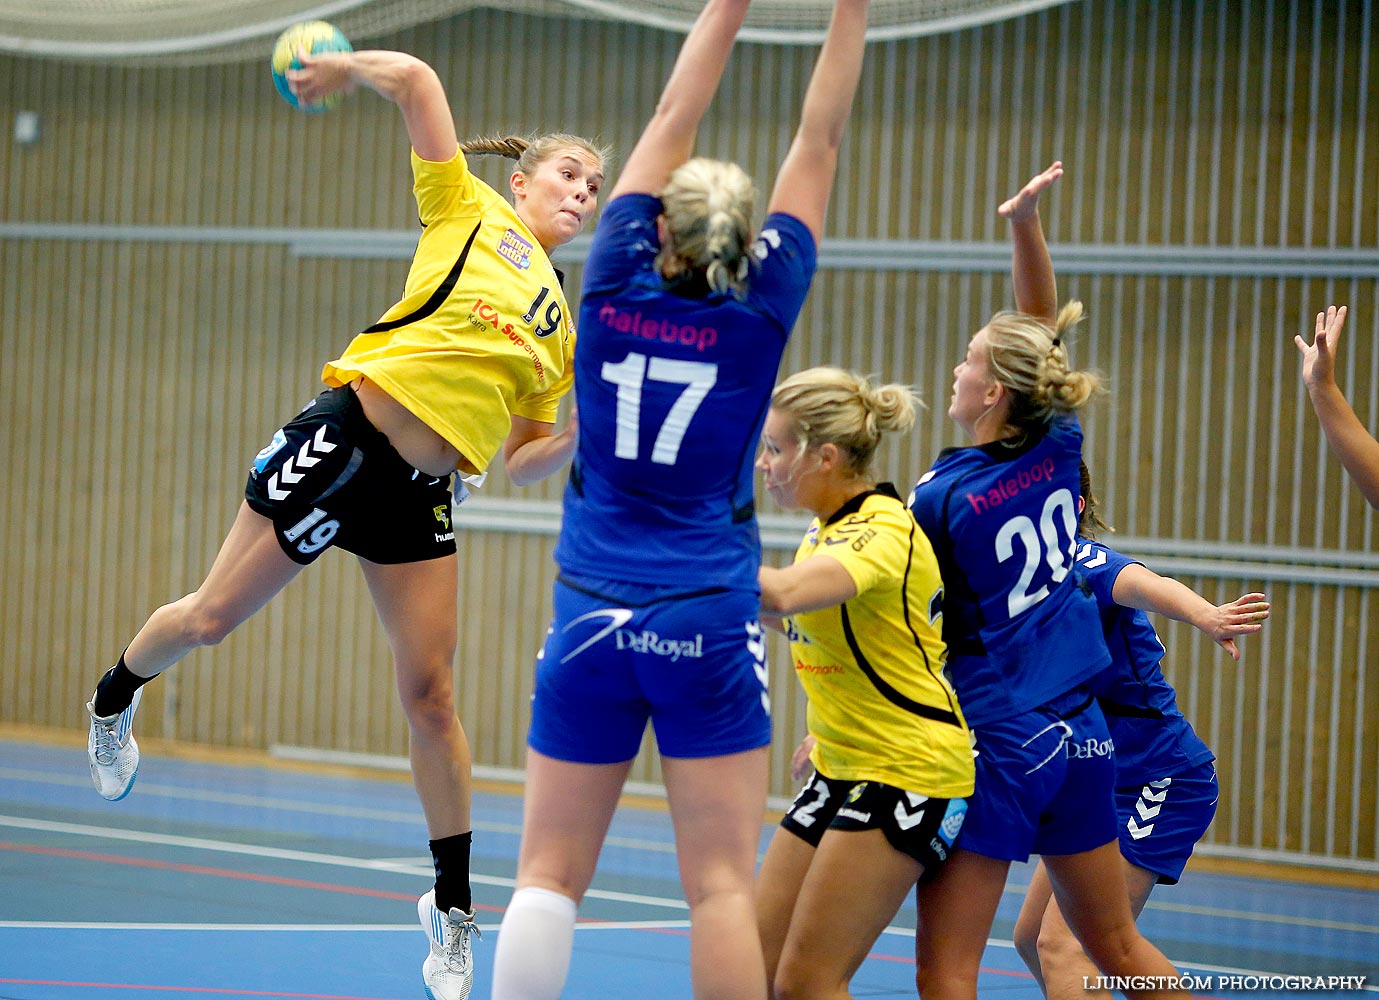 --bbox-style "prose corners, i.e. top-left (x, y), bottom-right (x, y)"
top-left (1, 0), bottom-right (1376, 866)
